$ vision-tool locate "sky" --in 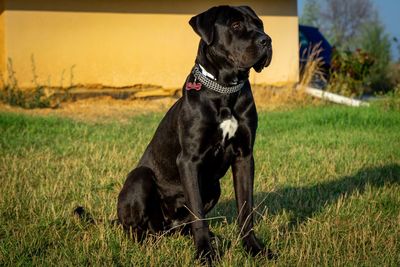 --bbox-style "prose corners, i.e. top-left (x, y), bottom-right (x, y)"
top-left (298, 0), bottom-right (400, 60)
